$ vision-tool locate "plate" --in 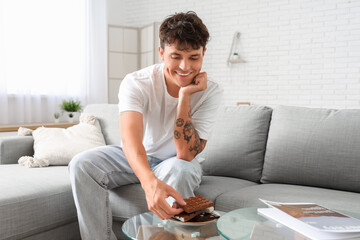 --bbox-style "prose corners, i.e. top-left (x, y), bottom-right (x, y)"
top-left (169, 211), bottom-right (221, 226)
